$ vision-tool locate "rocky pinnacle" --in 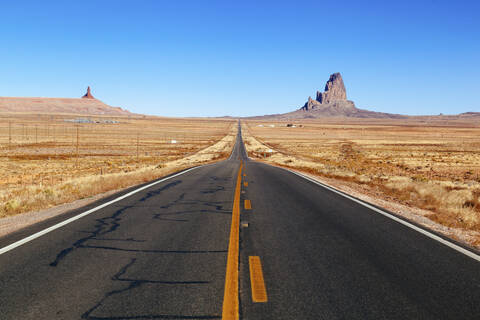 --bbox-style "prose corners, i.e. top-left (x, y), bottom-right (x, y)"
top-left (82, 86), bottom-right (95, 99)
top-left (317, 72), bottom-right (347, 104)
top-left (302, 72), bottom-right (349, 110)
